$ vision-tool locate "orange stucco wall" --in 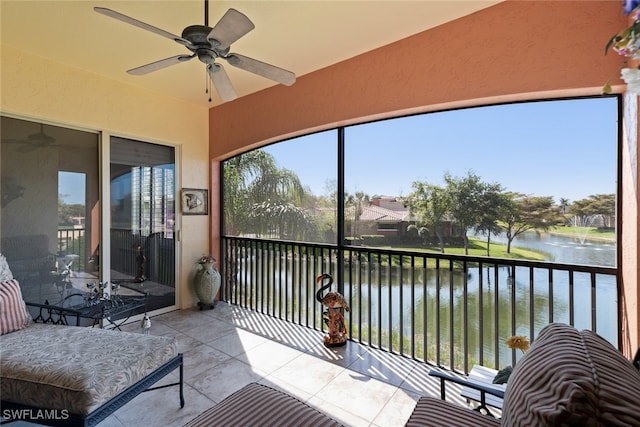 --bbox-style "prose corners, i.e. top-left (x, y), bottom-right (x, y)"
top-left (209, 1), bottom-right (639, 354)
top-left (210, 1), bottom-right (626, 157)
